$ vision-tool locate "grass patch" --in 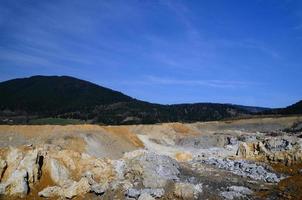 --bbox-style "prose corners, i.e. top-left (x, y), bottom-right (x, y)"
top-left (28, 117), bottom-right (84, 125)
